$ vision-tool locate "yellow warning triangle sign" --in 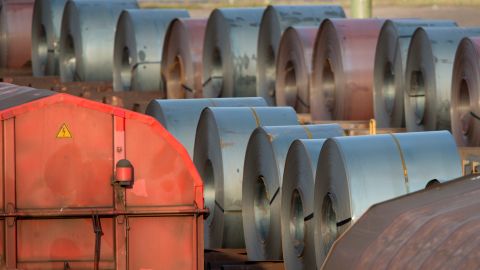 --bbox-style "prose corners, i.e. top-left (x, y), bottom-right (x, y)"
top-left (56, 123), bottom-right (73, 138)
